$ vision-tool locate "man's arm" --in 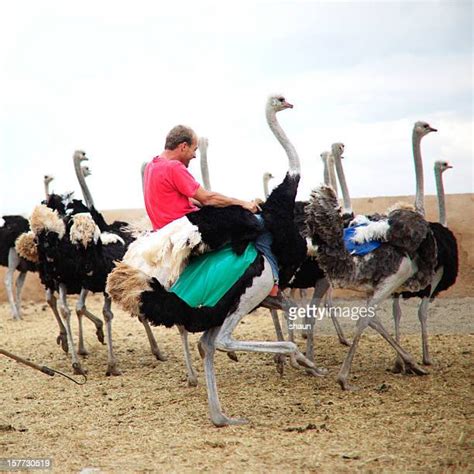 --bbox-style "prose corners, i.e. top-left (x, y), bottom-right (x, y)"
top-left (193, 186), bottom-right (260, 213)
